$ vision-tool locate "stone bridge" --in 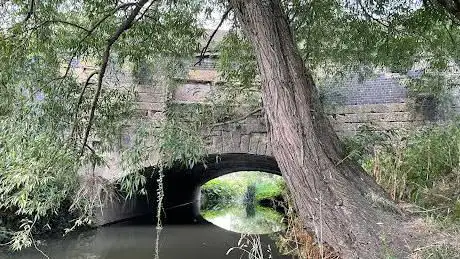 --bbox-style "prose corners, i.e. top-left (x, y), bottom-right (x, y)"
top-left (91, 63), bottom-right (429, 225)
